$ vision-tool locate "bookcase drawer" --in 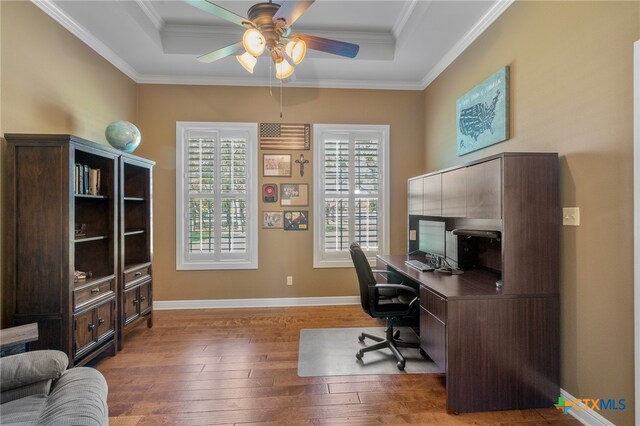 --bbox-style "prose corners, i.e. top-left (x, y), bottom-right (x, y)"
top-left (74, 279), bottom-right (115, 311)
top-left (124, 264), bottom-right (150, 287)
